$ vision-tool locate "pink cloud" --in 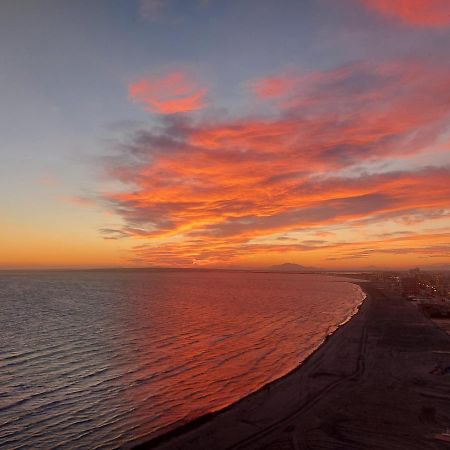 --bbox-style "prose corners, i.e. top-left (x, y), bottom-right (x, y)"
top-left (128, 70), bottom-right (207, 114)
top-left (359, 0), bottom-right (450, 27)
top-left (249, 73), bottom-right (299, 99)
